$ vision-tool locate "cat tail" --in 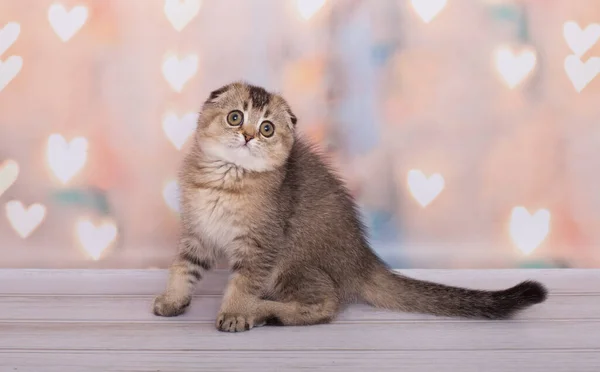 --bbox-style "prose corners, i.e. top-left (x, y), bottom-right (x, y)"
top-left (360, 265), bottom-right (547, 319)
